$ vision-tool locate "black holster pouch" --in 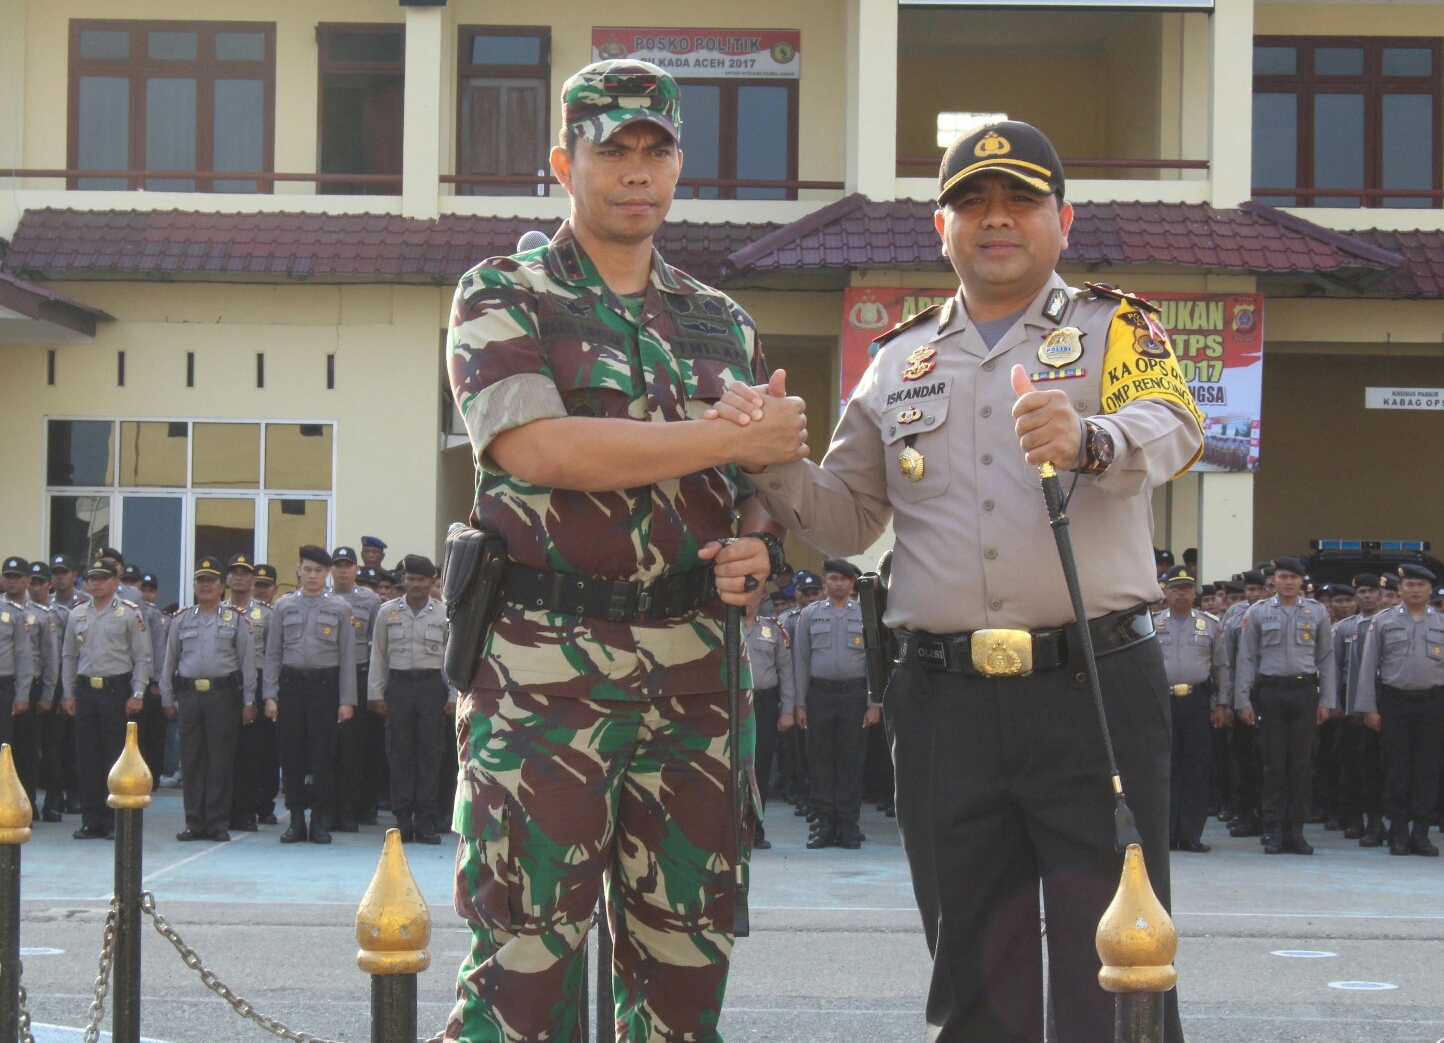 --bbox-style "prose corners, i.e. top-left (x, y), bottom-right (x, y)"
top-left (858, 558), bottom-right (893, 703)
top-left (441, 525), bottom-right (508, 693)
